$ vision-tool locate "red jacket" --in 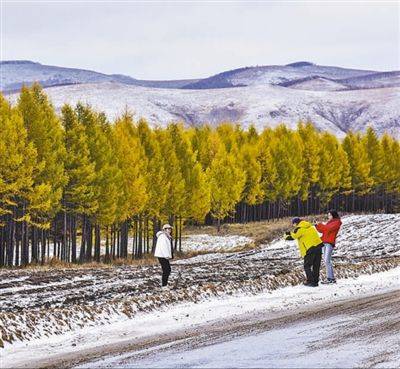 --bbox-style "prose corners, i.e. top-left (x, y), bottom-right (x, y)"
top-left (315, 219), bottom-right (342, 245)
